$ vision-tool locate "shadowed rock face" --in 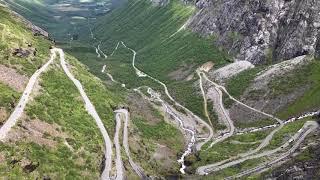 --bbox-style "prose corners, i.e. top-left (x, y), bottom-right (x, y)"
top-left (188, 0), bottom-right (320, 64)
